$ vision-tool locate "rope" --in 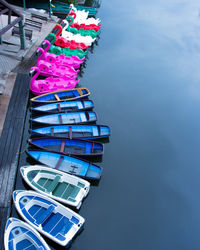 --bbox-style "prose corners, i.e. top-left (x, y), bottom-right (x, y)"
top-left (17, 143), bottom-right (29, 155)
